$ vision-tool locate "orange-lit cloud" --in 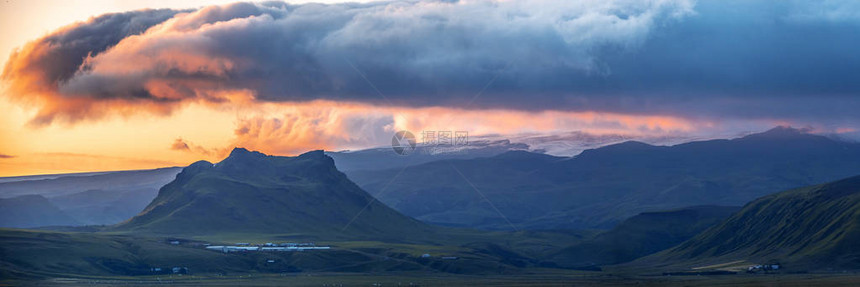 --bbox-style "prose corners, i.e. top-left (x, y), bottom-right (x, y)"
top-left (2, 1), bottom-right (703, 126)
top-left (1, 9), bottom-right (185, 125)
top-left (170, 100), bottom-right (710, 157)
top-left (171, 138), bottom-right (226, 157)
top-left (0, 94), bottom-right (824, 176)
top-left (5, 0), bottom-right (860, 130)
top-left (170, 138), bottom-right (190, 151)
